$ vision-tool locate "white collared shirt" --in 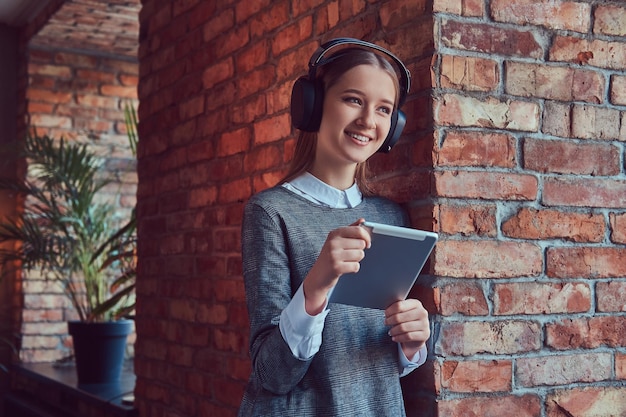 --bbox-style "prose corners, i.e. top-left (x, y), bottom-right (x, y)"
top-left (279, 172), bottom-right (426, 376)
top-left (282, 171), bottom-right (362, 208)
